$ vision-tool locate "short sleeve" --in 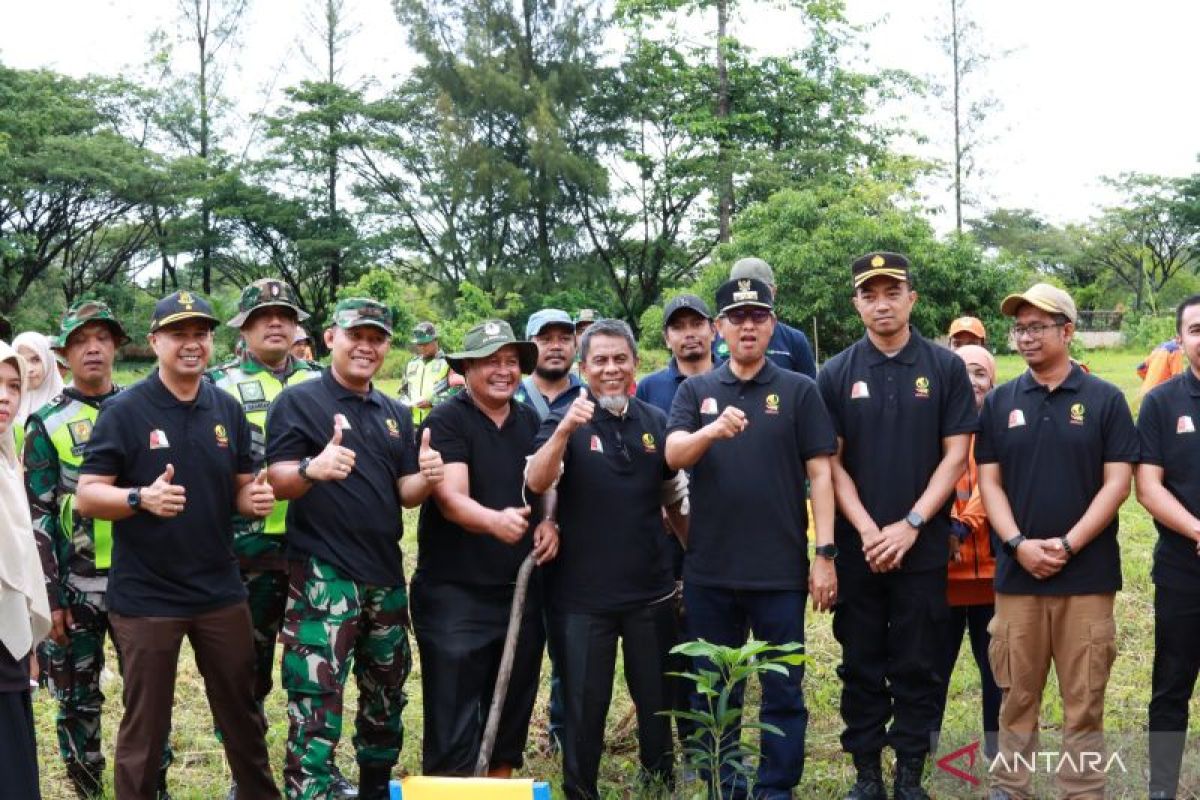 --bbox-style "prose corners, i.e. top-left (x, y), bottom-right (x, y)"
top-left (80, 402), bottom-right (126, 477)
top-left (940, 355), bottom-right (979, 437)
top-left (816, 365), bottom-right (844, 438)
top-left (1137, 390), bottom-right (1165, 467)
top-left (665, 377), bottom-right (700, 436)
top-left (265, 390), bottom-right (313, 463)
top-left (424, 403), bottom-right (469, 465)
top-left (974, 391), bottom-right (999, 464)
top-left (1101, 387), bottom-right (1140, 464)
top-left (793, 380), bottom-right (837, 460)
